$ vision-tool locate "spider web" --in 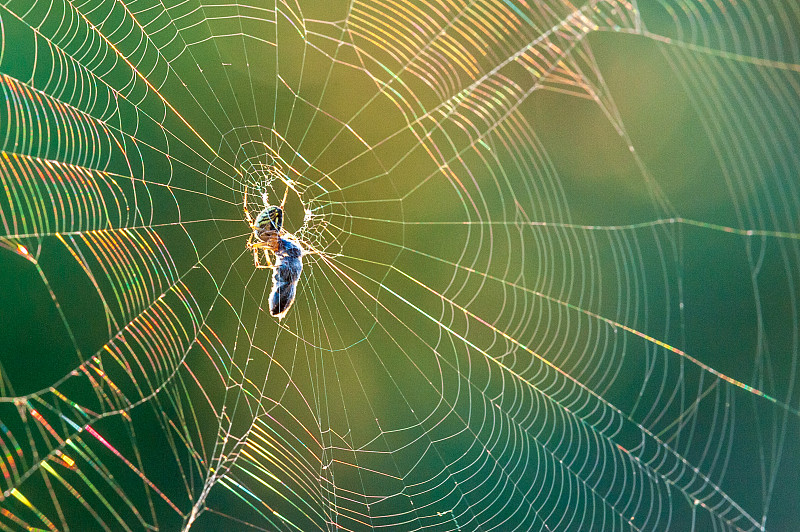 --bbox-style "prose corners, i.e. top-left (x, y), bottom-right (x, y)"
top-left (0, 0), bottom-right (798, 530)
